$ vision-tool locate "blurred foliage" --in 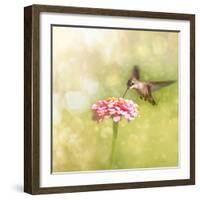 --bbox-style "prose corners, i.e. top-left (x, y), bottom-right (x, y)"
top-left (52, 27), bottom-right (178, 172)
